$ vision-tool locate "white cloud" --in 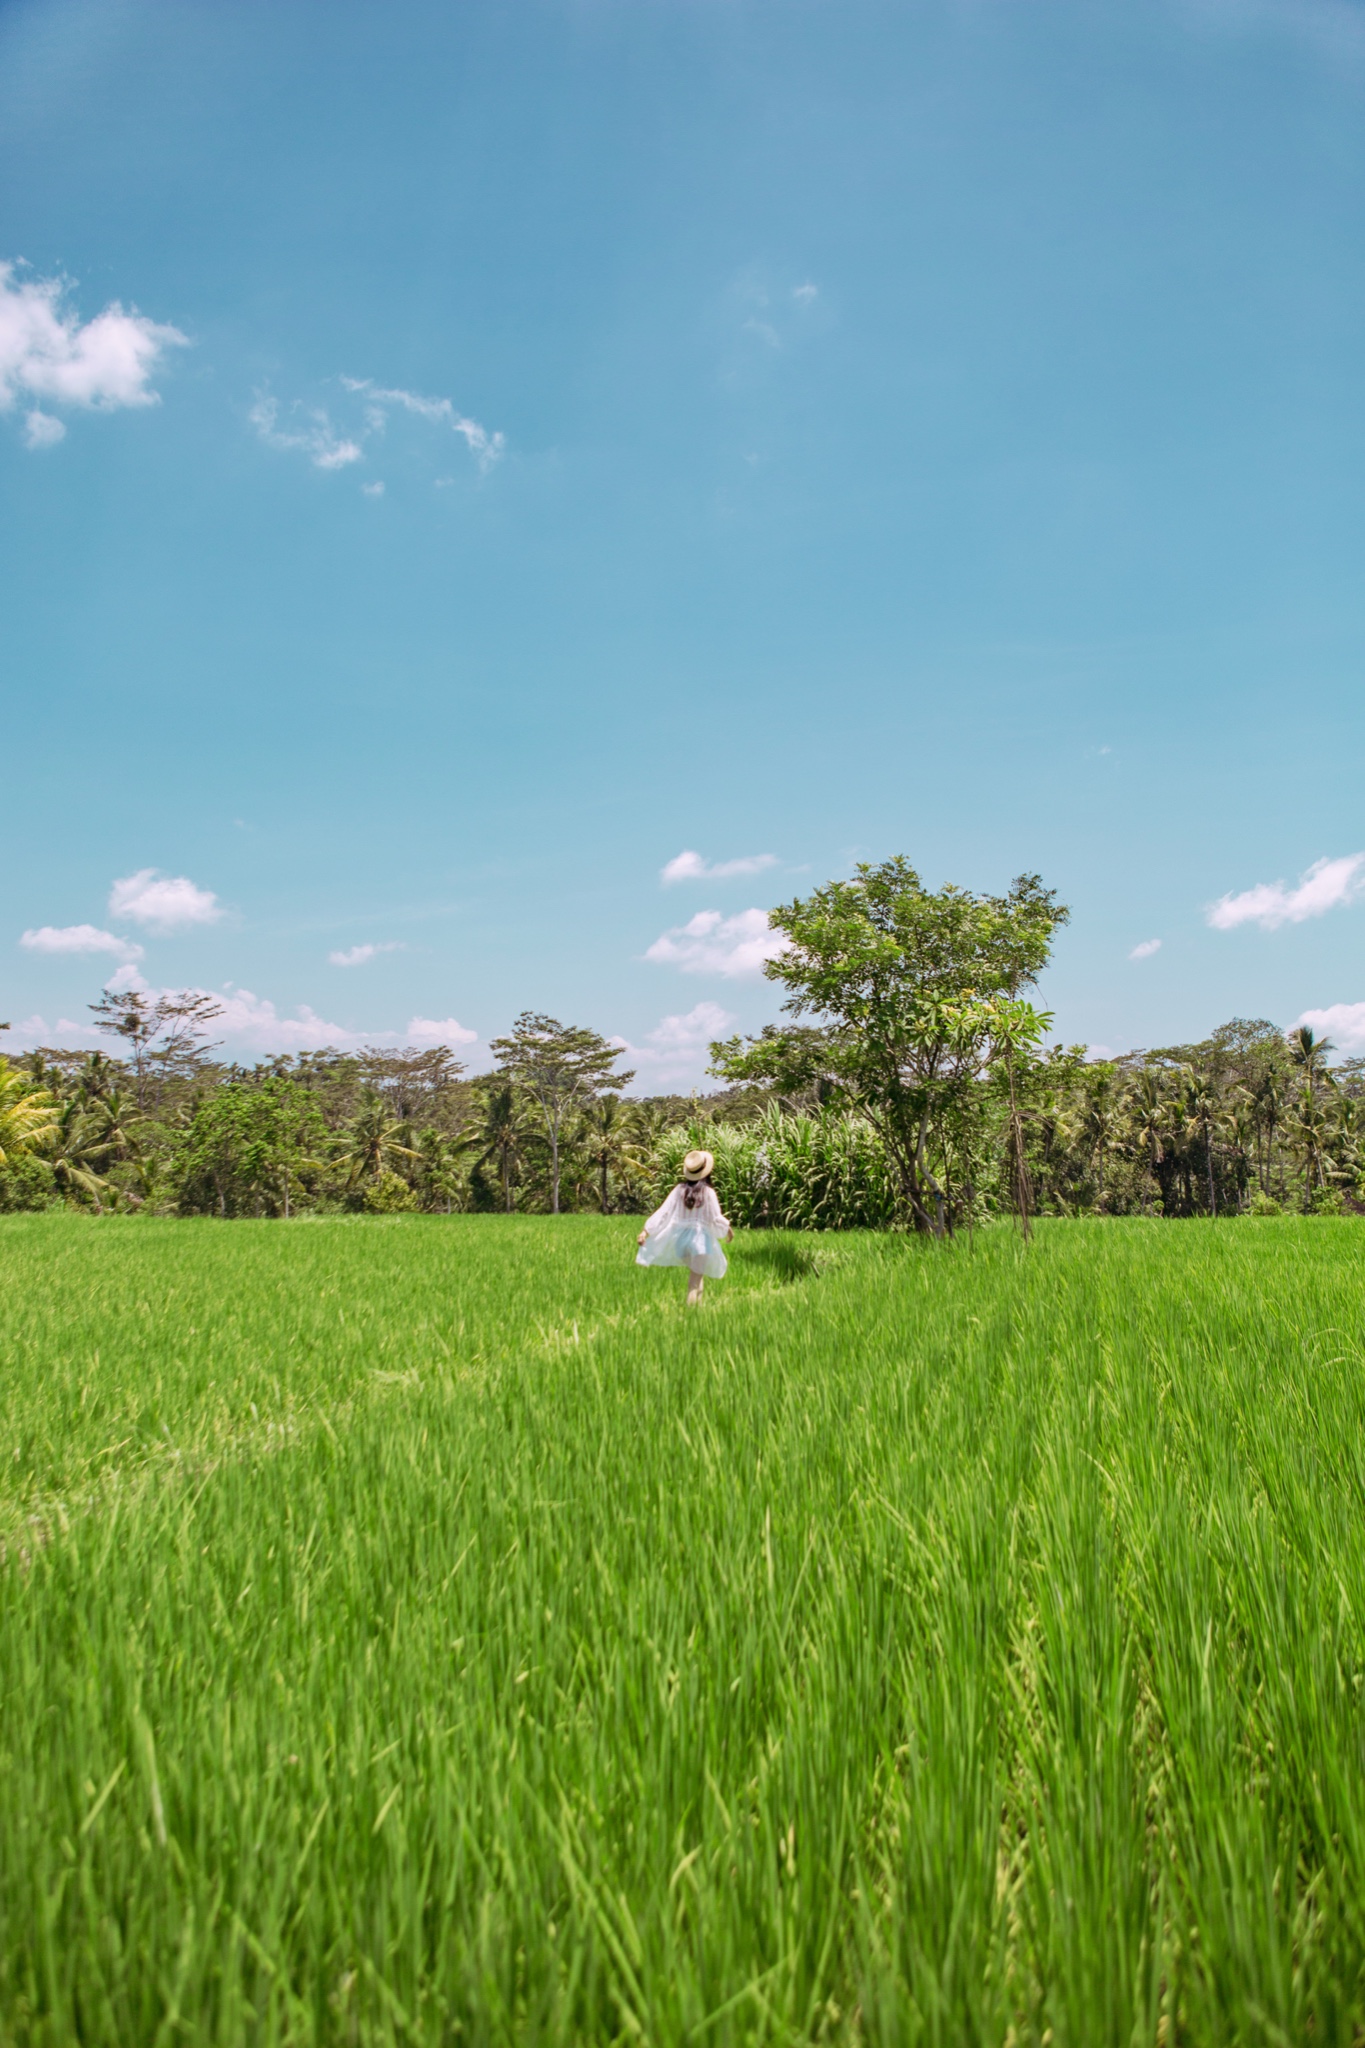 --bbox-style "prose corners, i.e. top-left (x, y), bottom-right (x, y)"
top-left (405, 1016), bottom-right (478, 1046)
top-left (342, 378), bottom-right (504, 471)
top-left (611, 1000), bottom-right (735, 1084)
top-left (20, 923), bottom-right (144, 961)
top-left (3, 1014), bottom-right (53, 1051)
top-left (1129, 938), bottom-right (1162, 960)
top-left (5, 1010), bottom-right (107, 1051)
top-left (208, 992), bottom-right (475, 1055)
top-left (361, 480), bottom-right (385, 497)
top-left (249, 393), bottom-right (363, 471)
top-left (109, 869), bottom-right (223, 933)
top-left (0, 263), bottom-right (186, 431)
top-left (328, 942), bottom-right (405, 968)
top-left (645, 907), bottom-right (782, 978)
top-left (792, 282), bottom-right (819, 304)
top-left (100, 963), bottom-right (149, 995)
top-left (661, 849), bottom-right (779, 885)
top-left (1207, 853), bottom-right (1365, 931)
top-left (24, 408), bottom-right (65, 448)
top-left (1294, 1001), bottom-right (1365, 1053)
